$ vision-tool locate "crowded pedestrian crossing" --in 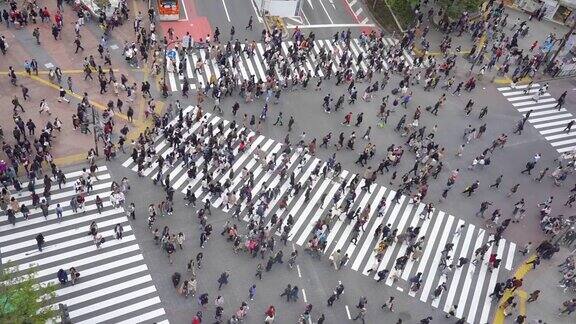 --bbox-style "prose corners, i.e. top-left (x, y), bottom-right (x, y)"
top-left (498, 83), bottom-right (576, 154)
top-left (122, 106), bottom-right (517, 323)
top-left (0, 167), bottom-right (169, 324)
top-left (166, 37), bottom-right (416, 92)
